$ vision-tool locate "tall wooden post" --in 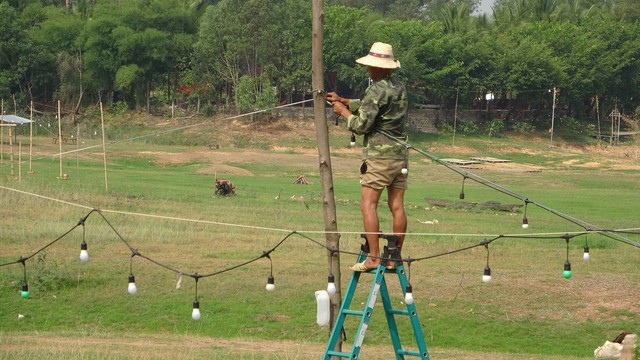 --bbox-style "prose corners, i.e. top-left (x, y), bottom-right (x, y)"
top-left (29, 101), bottom-right (33, 173)
top-left (1, 99), bottom-right (4, 164)
top-left (57, 100), bottom-right (64, 179)
top-left (312, 0), bottom-right (342, 350)
top-left (100, 101), bottom-right (109, 191)
top-left (8, 125), bottom-right (14, 177)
